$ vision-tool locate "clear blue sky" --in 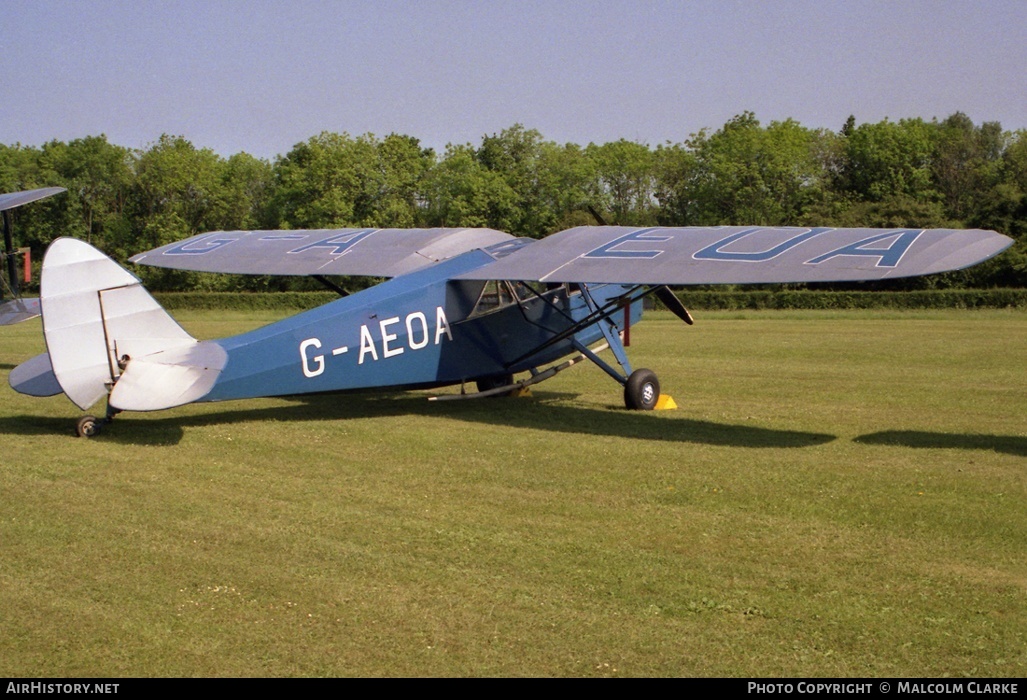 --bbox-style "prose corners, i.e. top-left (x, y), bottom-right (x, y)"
top-left (3, 0), bottom-right (1025, 160)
